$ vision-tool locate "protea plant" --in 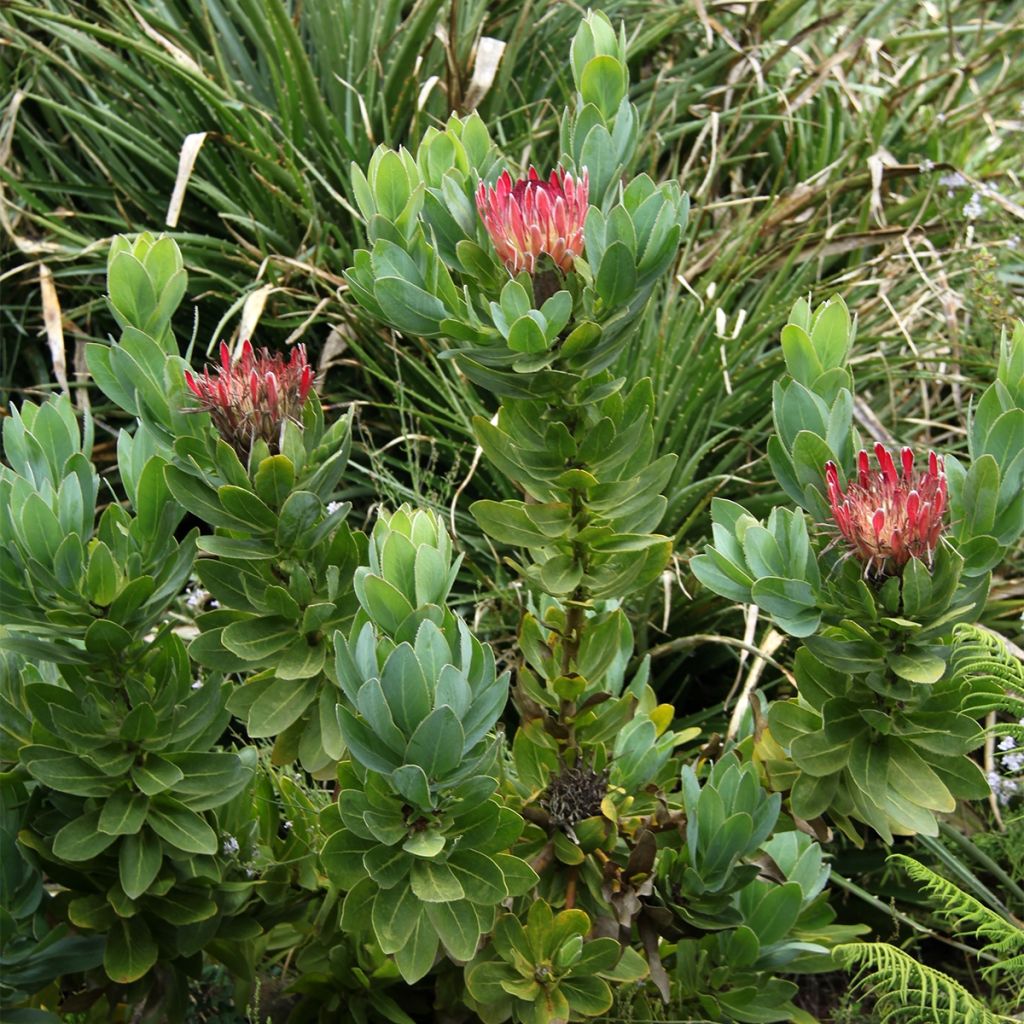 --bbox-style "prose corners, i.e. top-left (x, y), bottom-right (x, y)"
top-left (476, 166), bottom-right (589, 276)
top-left (825, 444), bottom-right (947, 577)
top-left (184, 339), bottom-right (314, 455)
top-left (321, 506), bottom-right (530, 983)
